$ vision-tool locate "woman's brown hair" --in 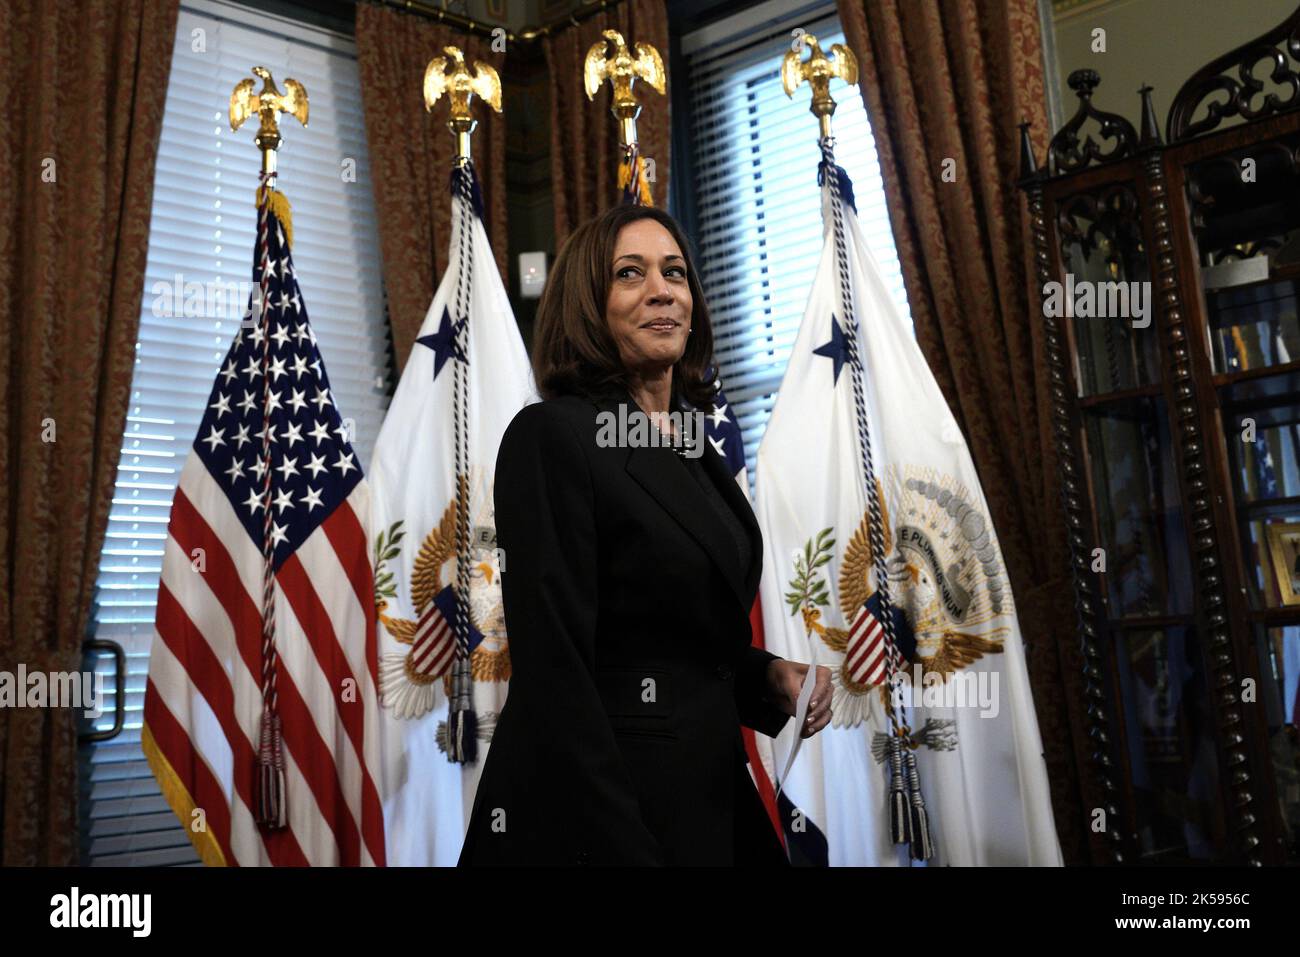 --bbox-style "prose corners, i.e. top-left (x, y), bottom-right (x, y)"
top-left (531, 204), bottom-right (719, 409)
